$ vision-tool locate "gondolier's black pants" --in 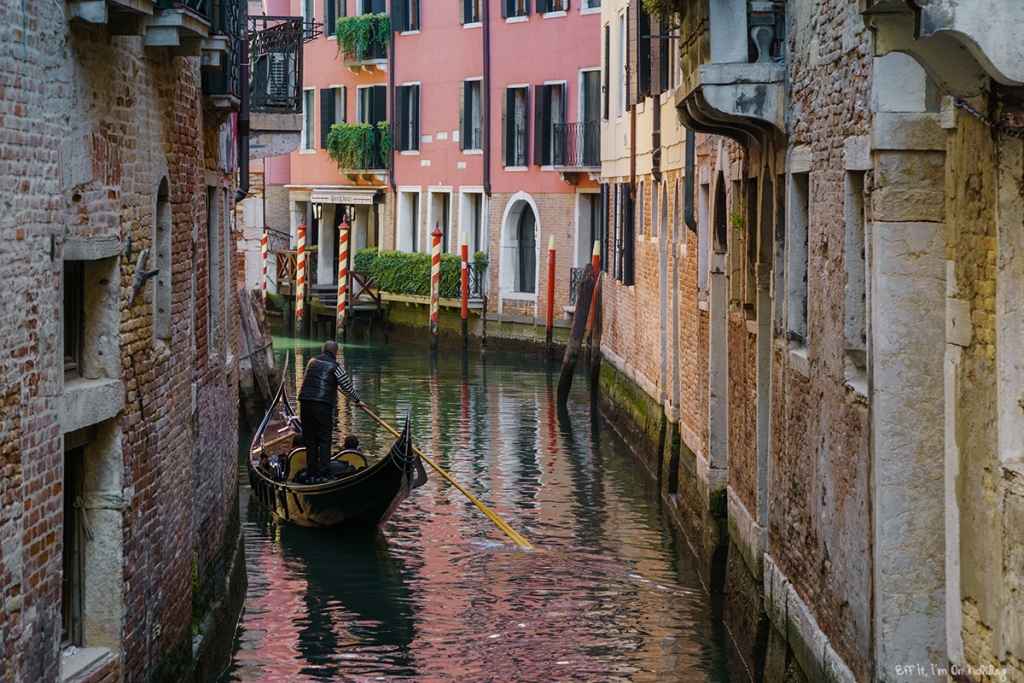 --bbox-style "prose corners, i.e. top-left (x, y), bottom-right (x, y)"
top-left (299, 400), bottom-right (334, 479)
